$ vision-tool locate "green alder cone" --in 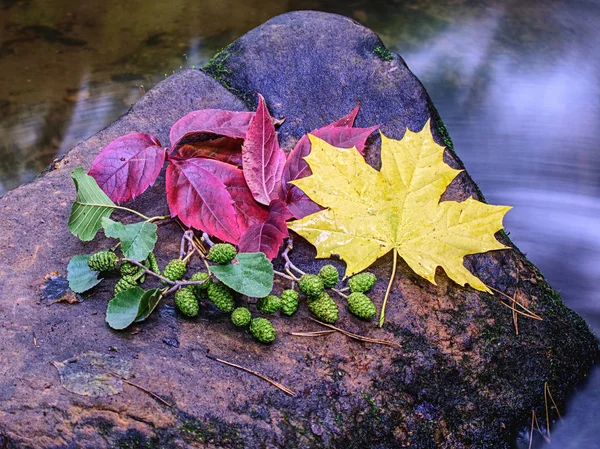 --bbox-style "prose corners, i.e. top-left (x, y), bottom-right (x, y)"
top-left (175, 287), bottom-right (199, 317)
top-left (347, 292), bottom-right (377, 320)
top-left (208, 243), bottom-right (237, 264)
top-left (308, 292), bottom-right (339, 324)
top-left (348, 272), bottom-right (377, 293)
top-left (145, 252), bottom-right (159, 274)
top-left (88, 251), bottom-right (119, 272)
top-left (114, 275), bottom-right (138, 295)
top-left (231, 307), bottom-right (252, 327)
top-left (280, 289), bottom-right (300, 316)
top-left (162, 259), bottom-right (187, 282)
top-left (257, 295), bottom-right (281, 314)
top-left (191, 272), bottom-right (211, 297)
top-left (319, 264), bottom-right (340, 289)
top-left (299, 274), bottom-right (325, 298)
top-left (249, 317), bottom-right (276, 344)
top-left (207, 281), bottom-right (235, 313)
top-left (120, 261), bottom-right (142, 277)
